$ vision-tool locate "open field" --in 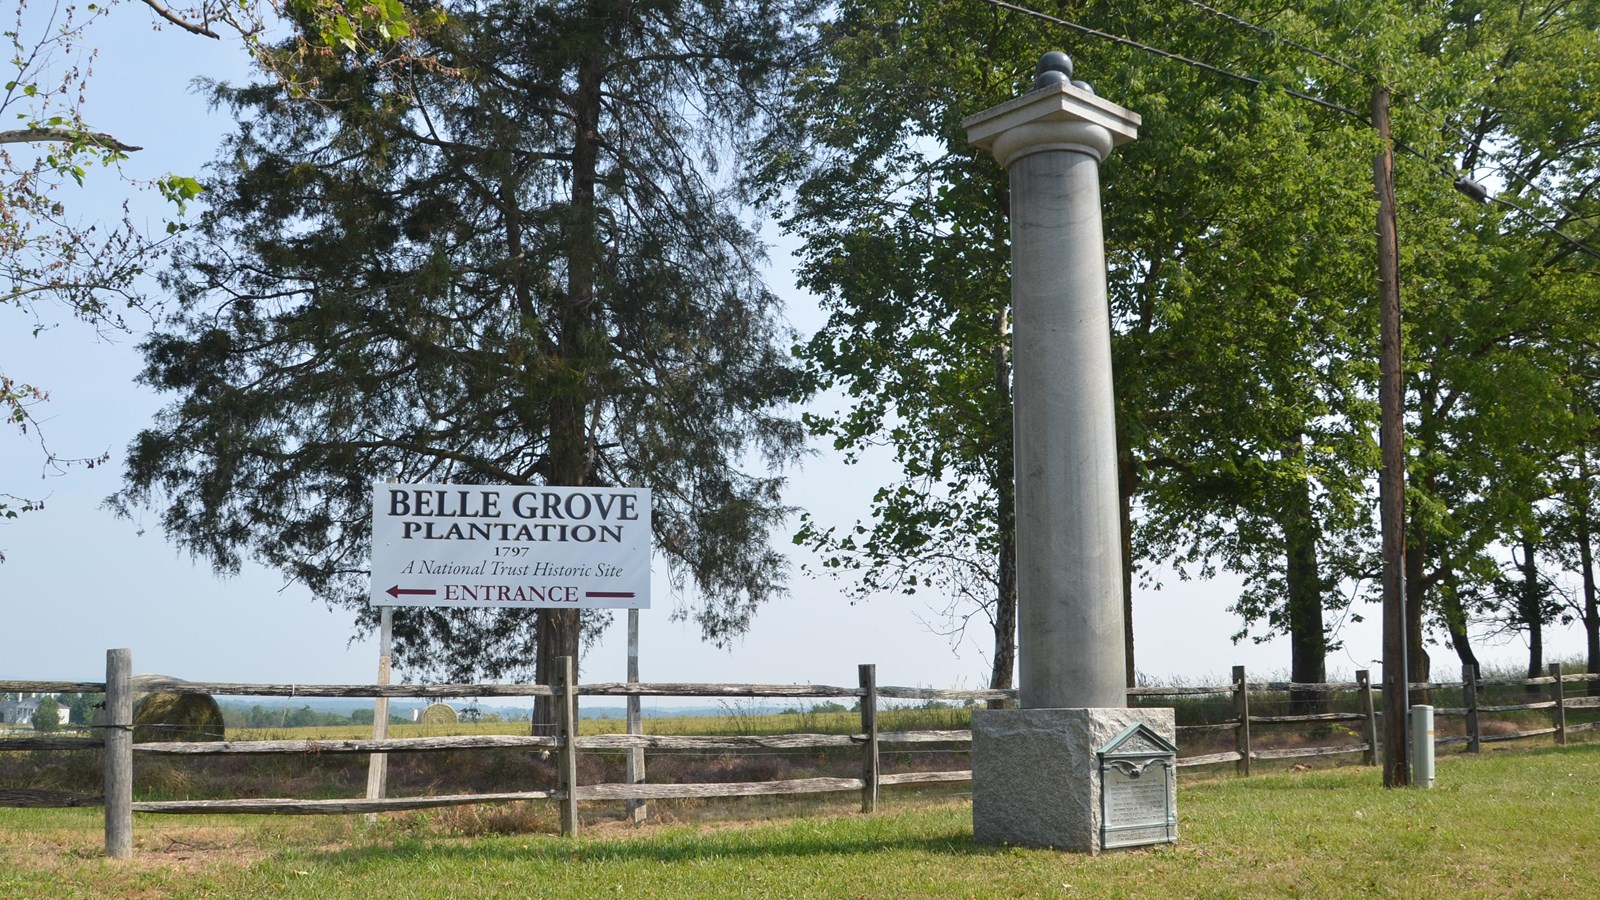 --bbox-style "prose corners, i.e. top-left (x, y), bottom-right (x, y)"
top-left (217, 704), bottom-right (975, 741)
top-left (1, 735), bottom-right (1597, 898)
